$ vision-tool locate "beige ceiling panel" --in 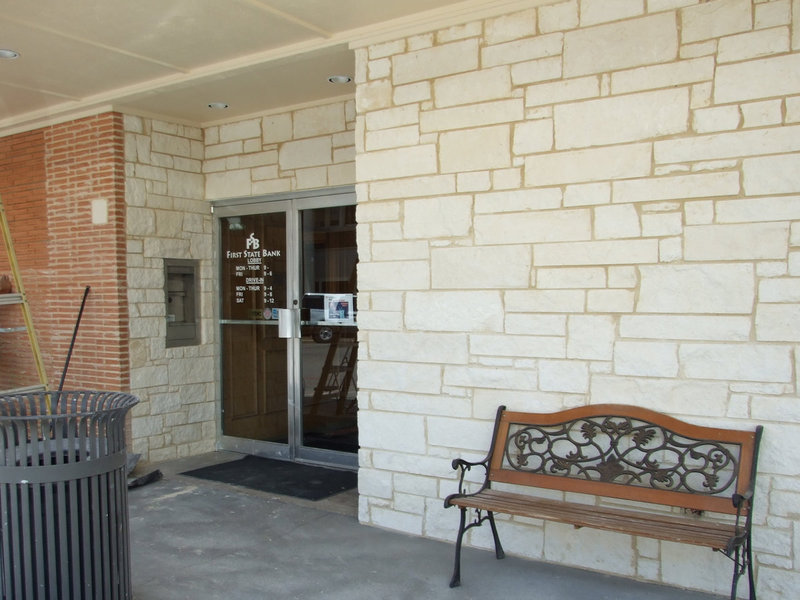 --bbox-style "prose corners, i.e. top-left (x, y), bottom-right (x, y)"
top-left (260, 0), bottom-right (468, 33)
top-left (1, 0), bottom-right (322, 71)
top-left (116, 45), bottom-right (355, 125)
top-left (0, 0), bottom-right (492, 133)
top-left (0, 19), bottom-right (178, 98)
top-left (0, 83), bottom-right (77, 119)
